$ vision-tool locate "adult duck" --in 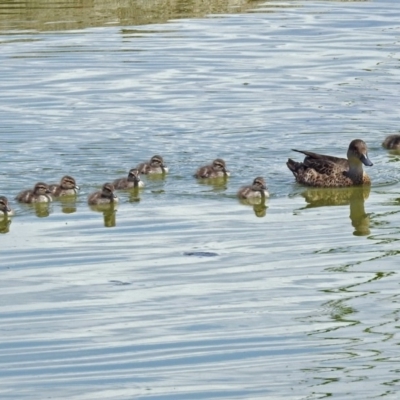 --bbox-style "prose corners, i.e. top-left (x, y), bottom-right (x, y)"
top-left (286, 139), bottom-right (373, 187)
